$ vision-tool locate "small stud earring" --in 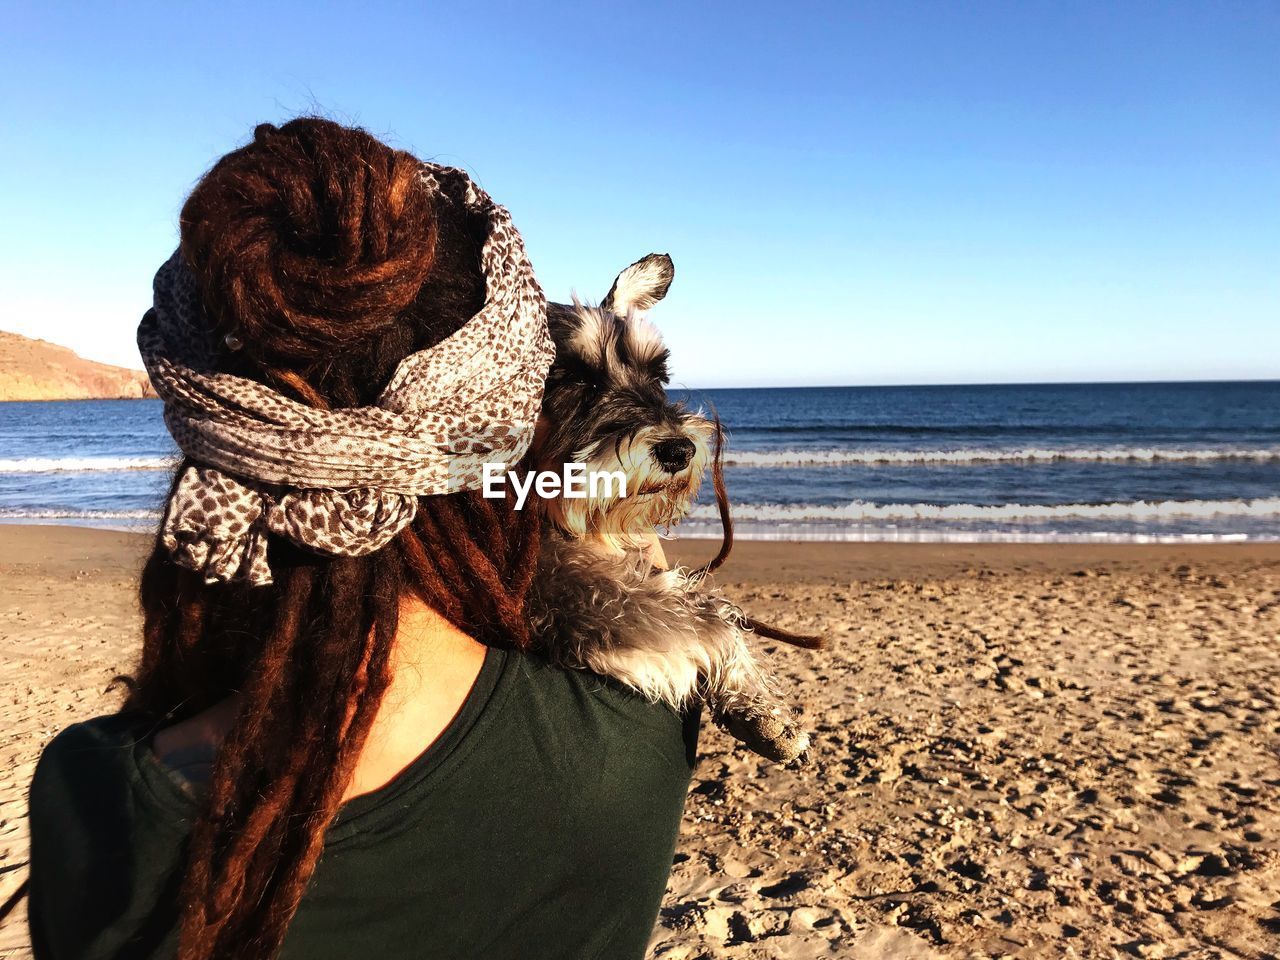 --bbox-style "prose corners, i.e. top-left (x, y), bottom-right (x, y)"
top-left (224, 332), bottom-right (244, 352)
